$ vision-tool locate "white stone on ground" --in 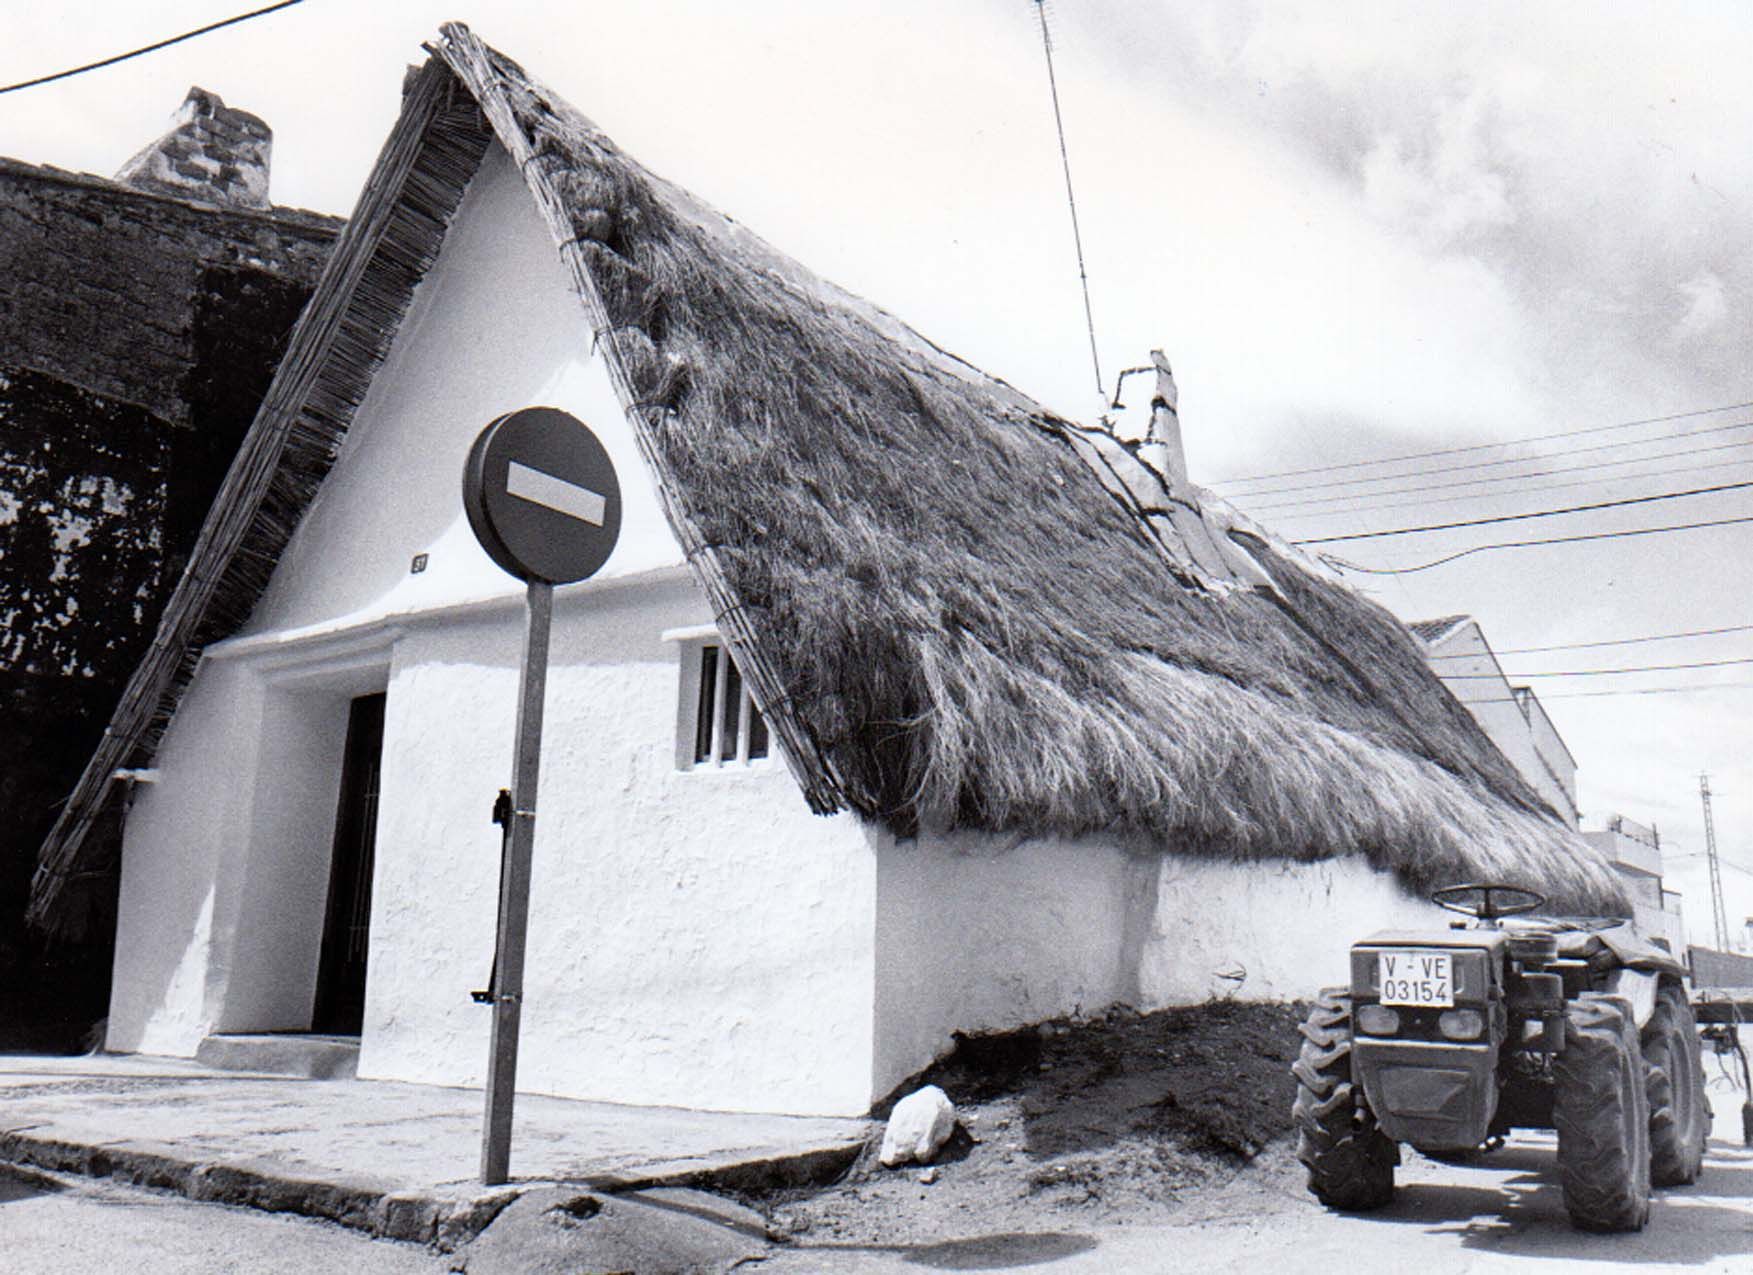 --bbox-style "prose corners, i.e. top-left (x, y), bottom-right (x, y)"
top-left (880, 1085), bottom-right (956, 1167)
